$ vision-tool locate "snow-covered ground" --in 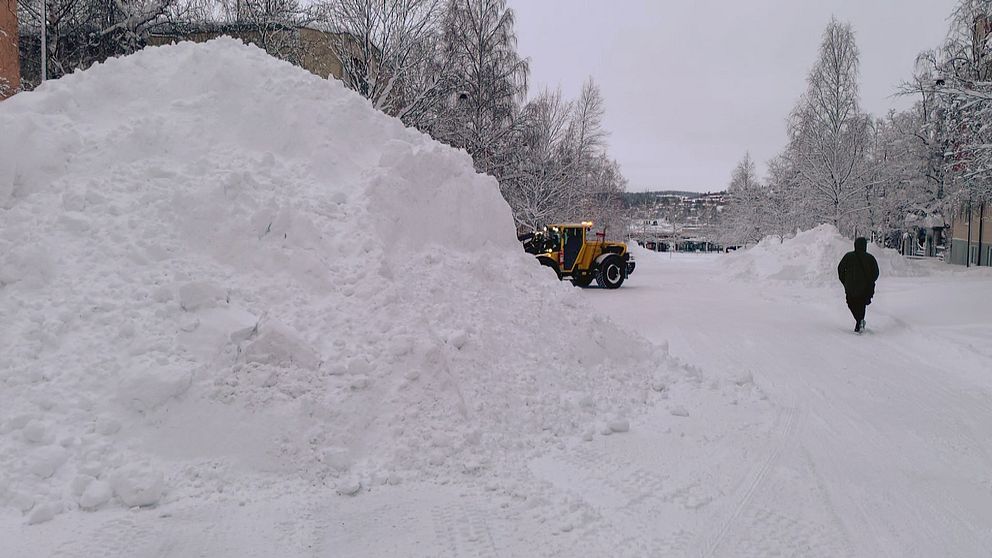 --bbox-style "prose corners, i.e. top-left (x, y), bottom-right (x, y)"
top-left (586, 249), bottom-right (992, 557)
top-left (4, 39), bottom-right (992, 557)
top-left (8, 247), bottom-right (992, 557)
